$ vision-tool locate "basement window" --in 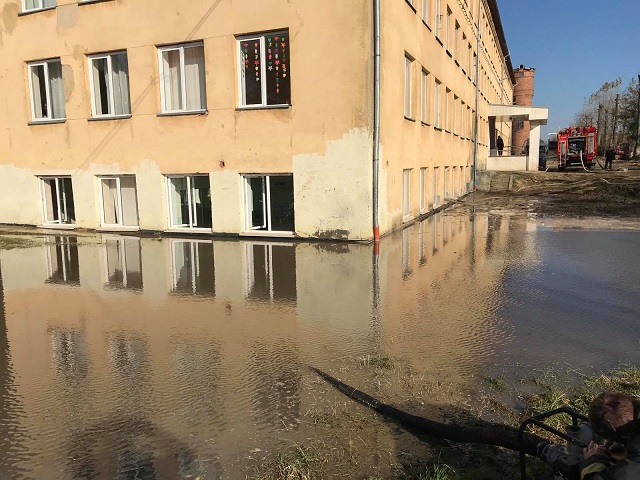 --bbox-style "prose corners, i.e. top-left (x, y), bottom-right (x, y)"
top-left (166, 175), bottom-right (212, 229)
top-left (244, 174), bottom-right (295, 233)
top-left (40, 177), bottom-right (75, 225)
top-left (100, 176), bottom-right (139, 227)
